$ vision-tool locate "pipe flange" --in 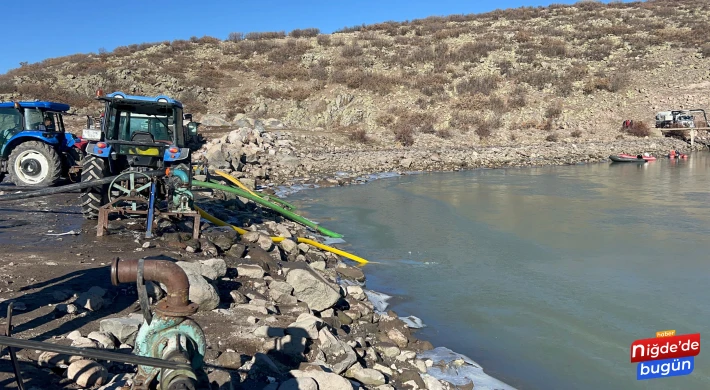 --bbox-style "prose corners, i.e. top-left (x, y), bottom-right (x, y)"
top-left (110, 257), bottom-right (121, 286)
top-left (155, 301), bottom-right (199, 317)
